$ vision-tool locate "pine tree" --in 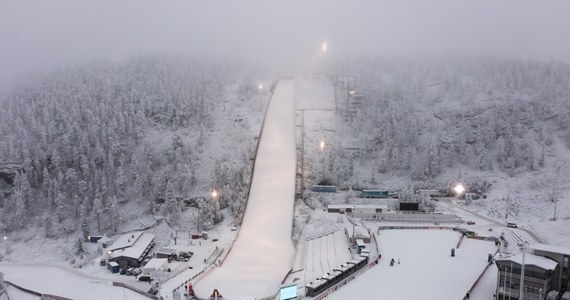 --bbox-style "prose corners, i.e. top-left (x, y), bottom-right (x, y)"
top-left (55, 190), bottom-right (65, 223)
top-left (79, 200), bottom-right (89, 240)
top-left (93, 190), bottom-right (104, 232)
top-left (115, 166), bottom-right (126, 201)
